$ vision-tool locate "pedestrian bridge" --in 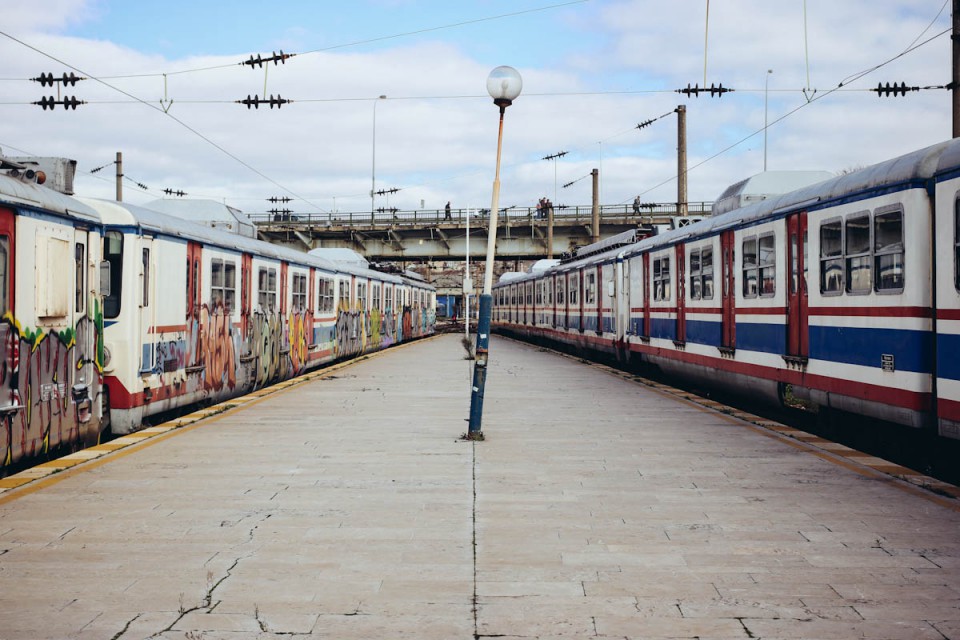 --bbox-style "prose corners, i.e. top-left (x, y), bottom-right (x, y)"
top-left (250, 202), bottom-right (713, 261)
